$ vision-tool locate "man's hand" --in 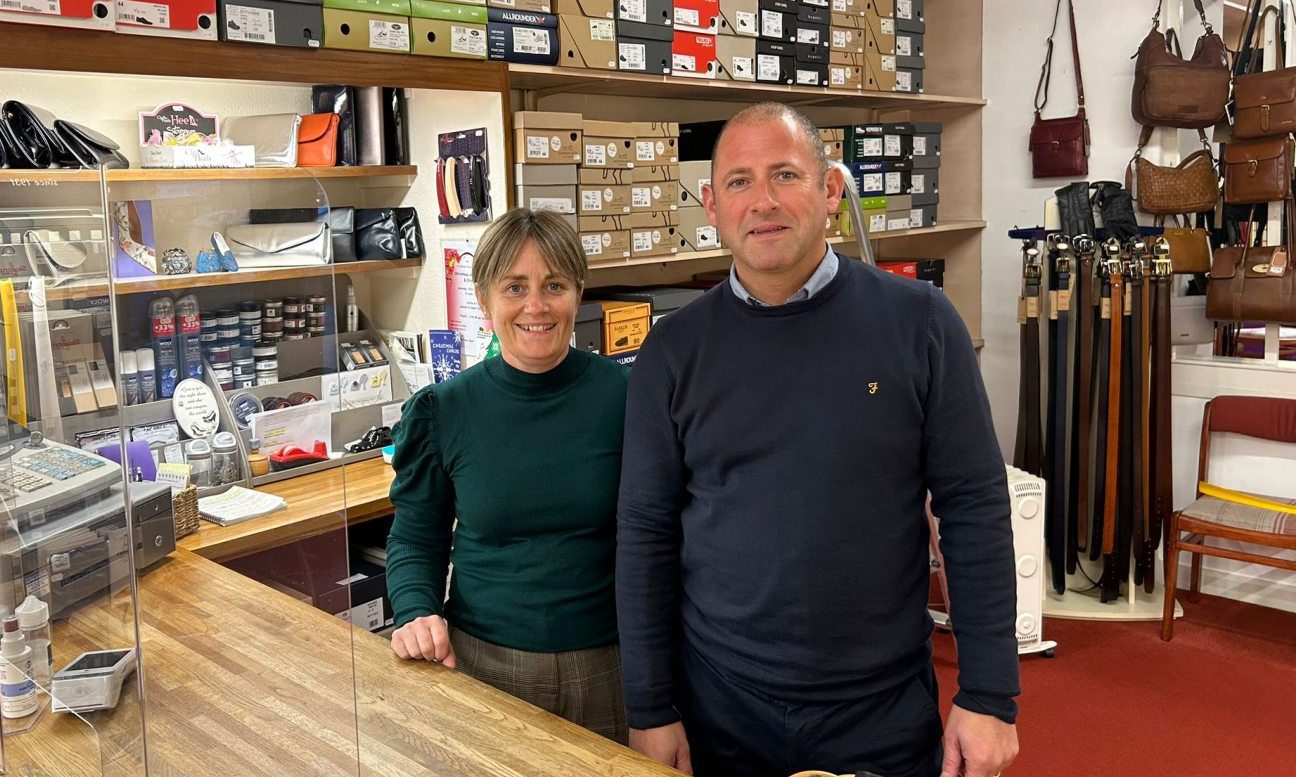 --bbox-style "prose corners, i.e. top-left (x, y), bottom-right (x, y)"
top-left (390, 614), bottom-right (457, 668)
top-left (629, 722), bottom-right (693, 774)
top-left (940, 705), bottom-right (1018, 777)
